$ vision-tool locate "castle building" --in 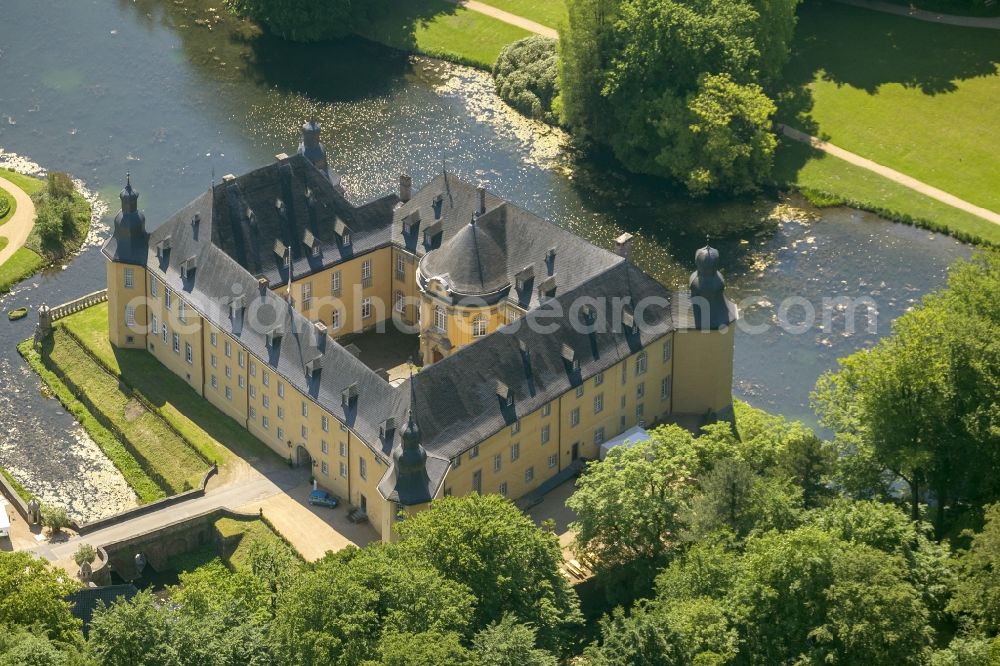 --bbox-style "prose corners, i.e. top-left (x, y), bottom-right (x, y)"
top-left (102, 123), bottom-right (737, 540)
